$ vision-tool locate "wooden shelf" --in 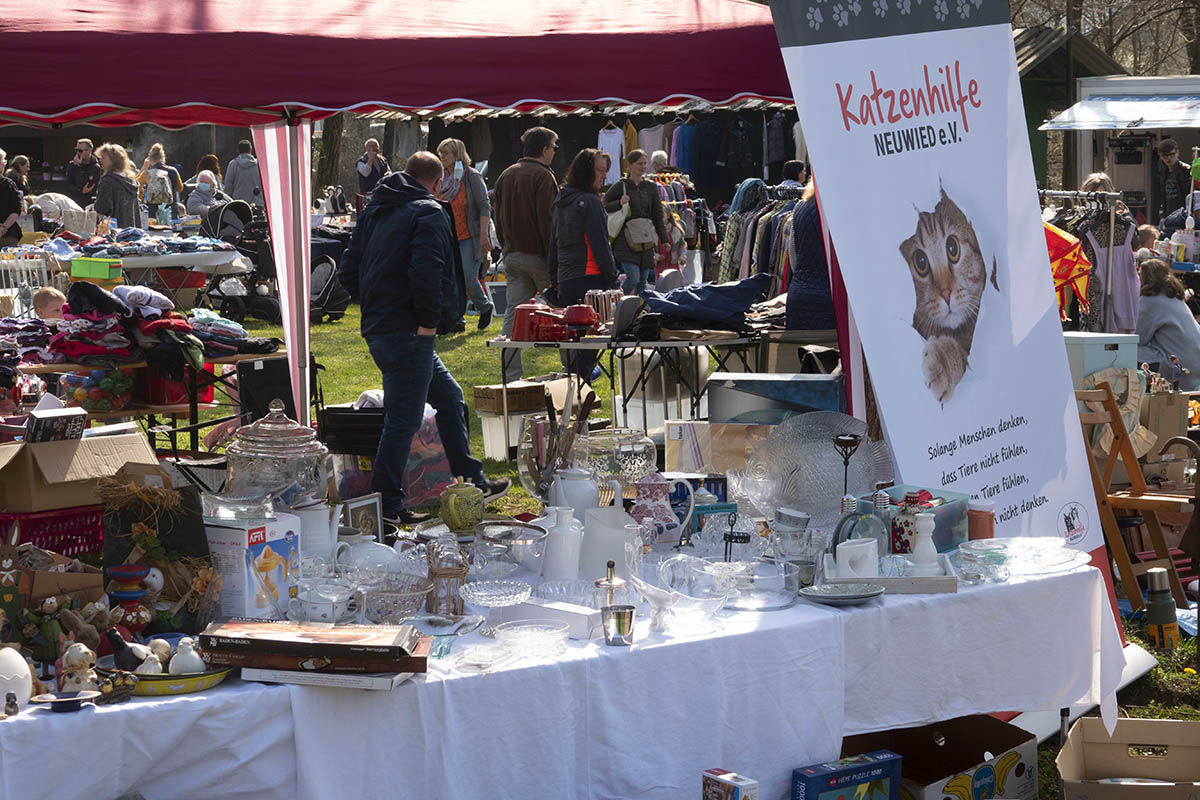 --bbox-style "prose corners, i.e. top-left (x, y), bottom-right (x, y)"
top-left (84, 403), bottom-right (219, 421)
